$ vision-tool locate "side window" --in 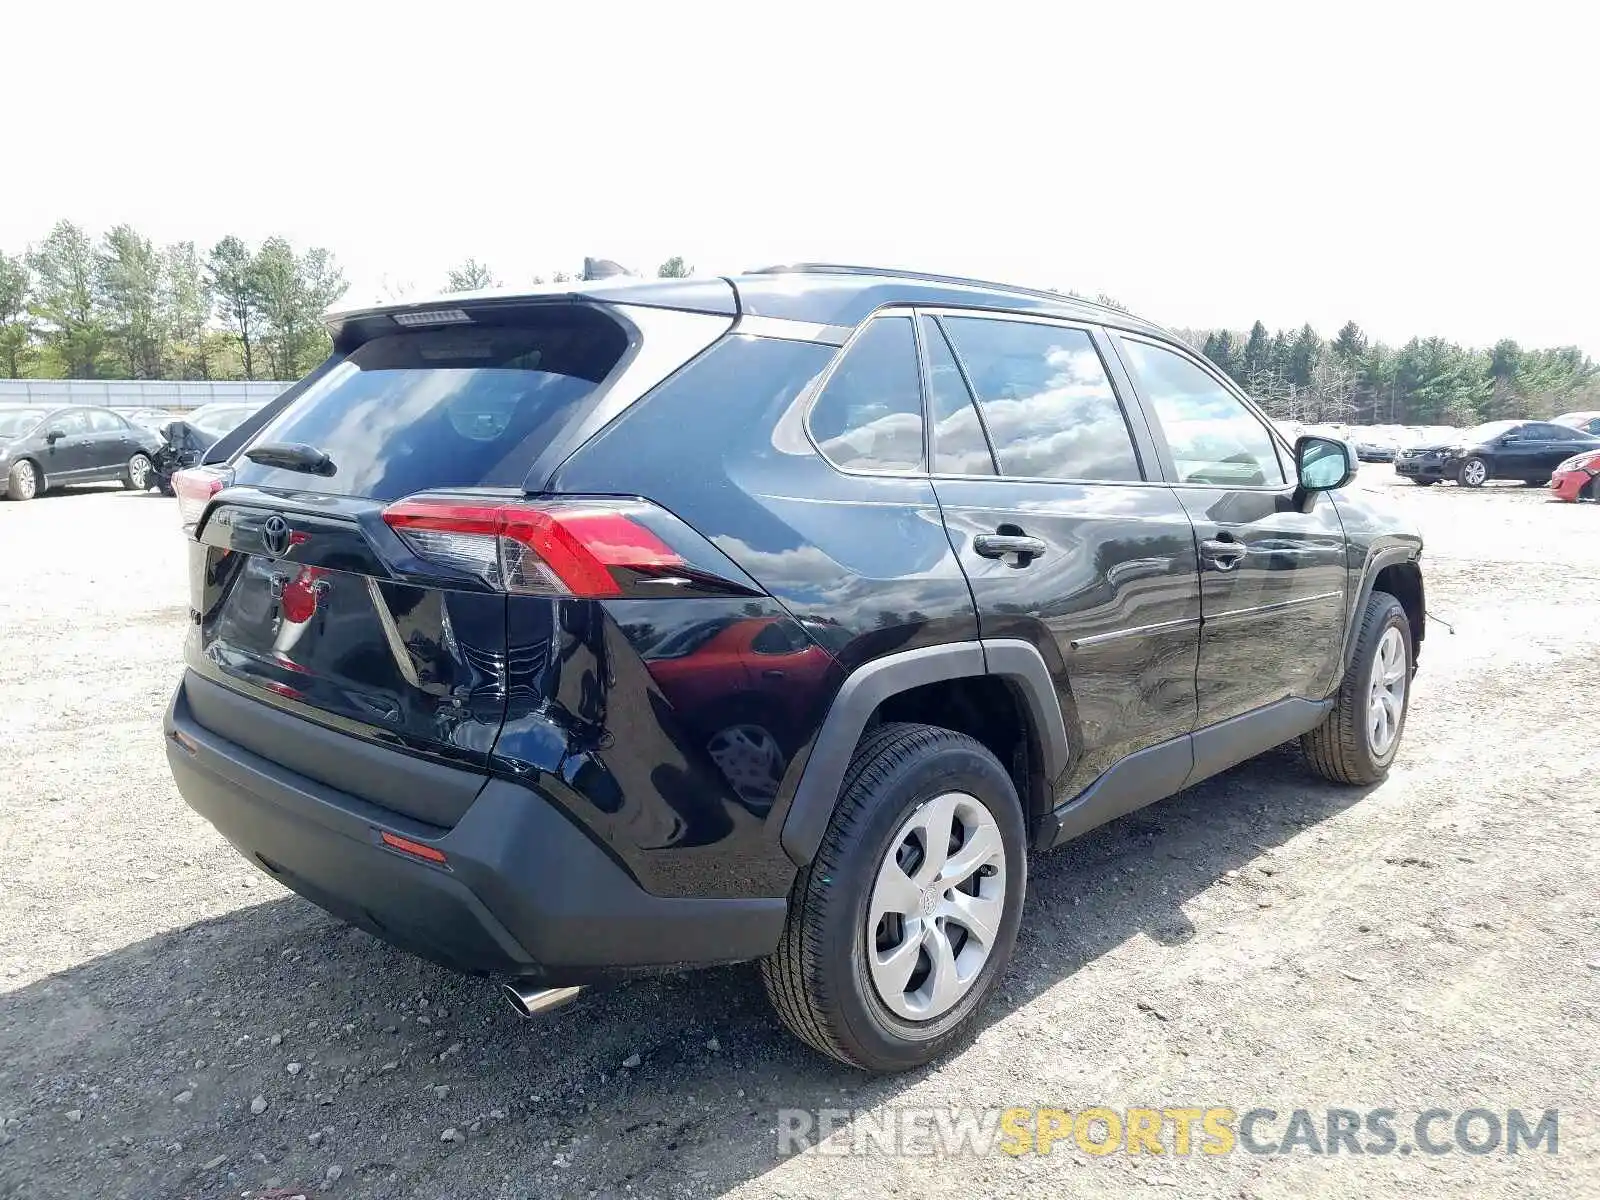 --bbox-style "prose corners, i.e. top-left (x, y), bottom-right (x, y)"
top-left (921, 317), bottom-right (995, 475)
top-left (939, 317), bottom-right (1142, 481)
top-left (88, 410), bottom-right (126, 433)
top-left (808, 316), bottom-right (924, 472)
top-left (1536, 424), bottom-right (1580, 441)
top-left (1119, 339), bottom-right (1286, 486)
top-left (749, 620), bottom-right (806, 655)
top-left (53, 410), bottom-right (91, 435)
